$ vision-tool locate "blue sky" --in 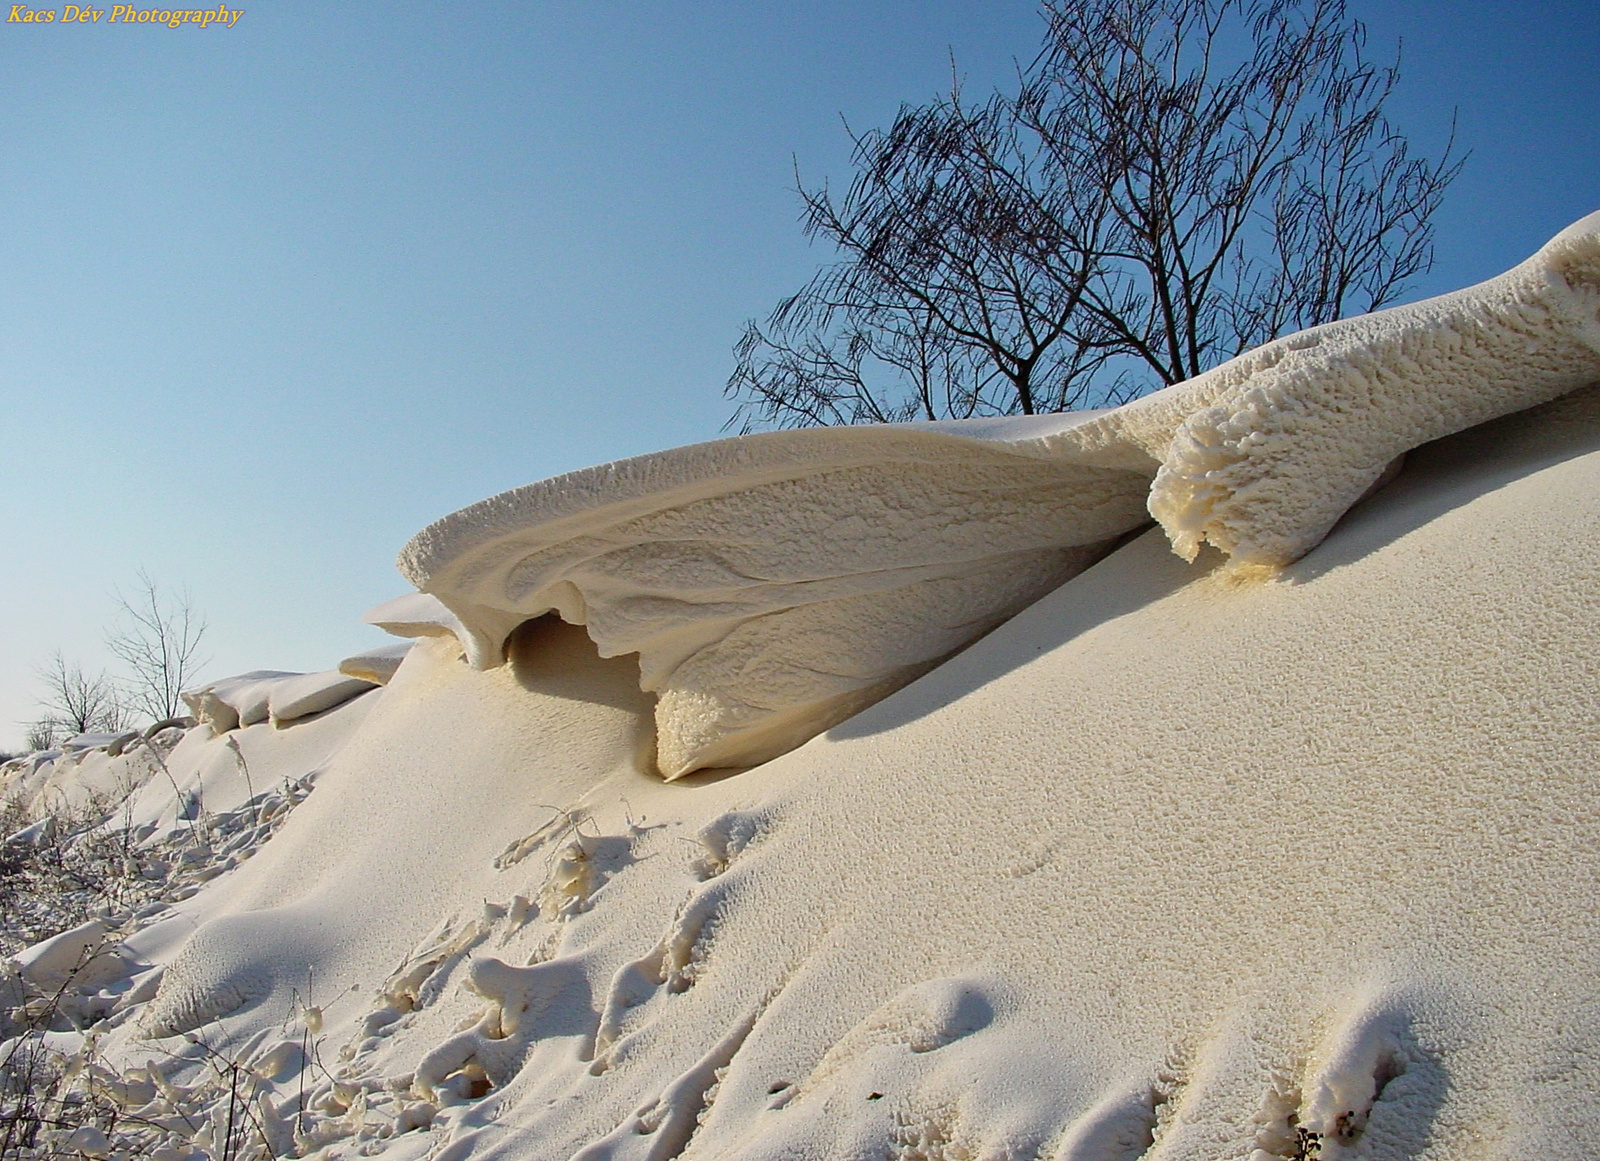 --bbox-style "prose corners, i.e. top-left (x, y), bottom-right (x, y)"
top-left (1, 0), bottom-right (1596, 750)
